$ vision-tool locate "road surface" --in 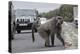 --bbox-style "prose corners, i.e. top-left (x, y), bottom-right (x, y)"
top-left (12, 22), bottom-right (78, 53)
